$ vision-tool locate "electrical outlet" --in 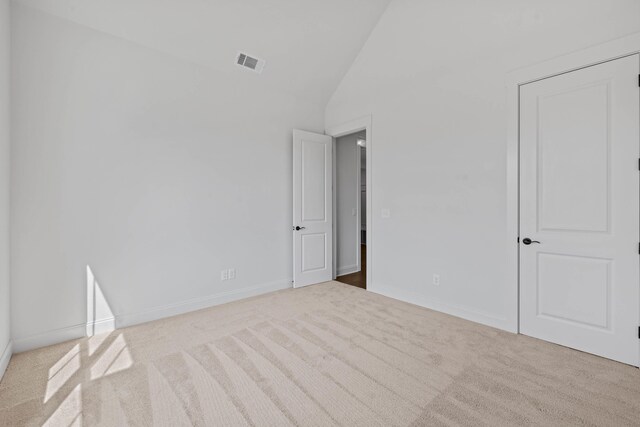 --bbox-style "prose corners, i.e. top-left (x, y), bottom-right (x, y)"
top-left (381, 208), bottom-right (391, 218)
top-left (433, 274), bottom-right (440, 286)
top-left (228, 268), bottom-right (236, 280)
top-left (221, 270), bottom-right (229, 281)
